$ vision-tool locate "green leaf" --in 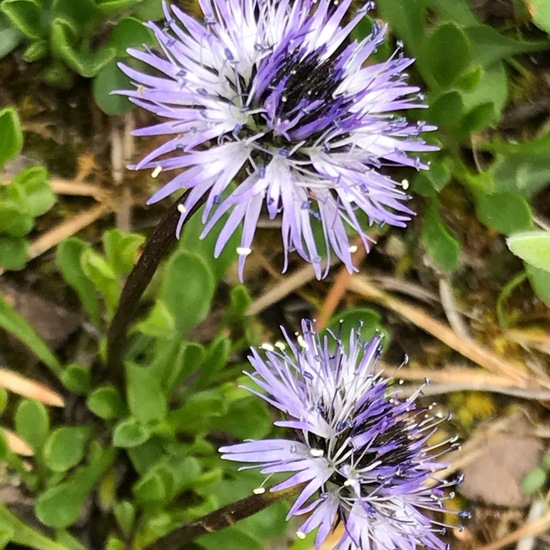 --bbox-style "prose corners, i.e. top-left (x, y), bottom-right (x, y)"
top-left (0, 526), bottom-right (12, 548)
top-left (0, 201), bottom-right (34, 236)
top-left (460, 101), bottom-right (497, 134)
top-left (87, 386), bottom-right (126, 419)
top-left (460, 61), bottom-right (508, 122)
top-left (424, 0), bottom-right (479, 25)
top-left (527, 0), bottom-right (550, 33)
top-left (326, 307), bottom-right (389, 344)
top-left (0, 388), bottom-right (8, 416)
top-left (0, 503), bottom-right (66, 550)
top-left (133, 470), bottom-right (168, 504)
top-left (133, 0), bottom-right (165, 20)
top-left (113, 418), bottom-right (151, 448)
top-left (507, 231), bottom-right (550, 273)
top-left (15, 399), bottom-right (49, 451)
top-left (43, 427), bottom-right (90, 472)
top-left (195, 336), bottom-right (231, 388)
top-left (171, 456), bottom-right (202, 493)
top-left (160, 250), bottom-right (215, 336)
top-left (412, 162), bottom-right (451, 197)
top-left (466, 25), bottom-right (549, 66)
top-left (475, 191), bottom-right (533, 234)
top-left (161, 341), bottom-right (206, 394)
top-left (22, 39), bottom-right (47, 62)
top-left (200, 471), bottom-right (287, 543)
top-left (0, 108), bottom-right (23, 169)
top-left (105, 537), bottom-right (125, 550)
top-left (464, 170), bottom-right (495, 194)
top-left (36, 444), bottom-right (115, 528)
top-left (0, 0), bottom-right (42, 39)
top-left (0, 236), bottom-right (28, 270)
top-left (56, 238), bottom-right (100, 324)
top-left (198, 526), bottom-right (263, 550)
top-left (427, 91), bottom-right (464, 132)
top-left (0, 294), bottom-right (61, 374)
top-left (425, 22), bottom-right (472, 88)
top-left (456, 65), bottom-right (482, 92)
top-left (377, 0), bottom-right (427, 58)
top-left (61, 534), bottom-right (96, 550)
top-left (52, 0), bottom-right (102, 34)
top-left (225, 284), bottom-right (253, 322)
top-left (522, 467), bottom-right (547, 495)
top-left (102, 229), bottom-right (145, 277)
top-left (127, 437), bottom-right (165, 474)
top-left (527, 264), bottom-right (550, 307)
top-left (0, 430), bottom-right (29, 475)
top-left (126, 364), bottom-right (167, 423)
top-left (93, 59), bottom-right (133, 115)
top-left (179, 205), bottom-right (241, 282)
top-left (169, 389), bottom-right (227, 433)
top-left (50, 18), bottom-right (115, 77)
top-left (106, 17), bottom-right (154, 56)
top-left (240, 499), bottom-right (288, 542)
top-left (215, 396), bottom-right (271, 440)
top-left (81, 248), bottom-right (119, 316)
top-left (114, 501), bottom-right (135, 538)
top-left (12, 166), bottom-right (55, 217)
top-left (0, 13), bottom-right (23, 59)
top-left (133, 300), bottom-right (175, 339)
top-left (43, 59), bottom-right (74, 88)
top-left (60, 363), bottom-right (90, 395)
top-left (489, 131), bottom-right (550, 198)
top-left (289, 530), bottom-right (316, 550)
top-left (96, 0), bottom-right (141, 17)
top-left (422, 200), bottom-right (460, 272)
